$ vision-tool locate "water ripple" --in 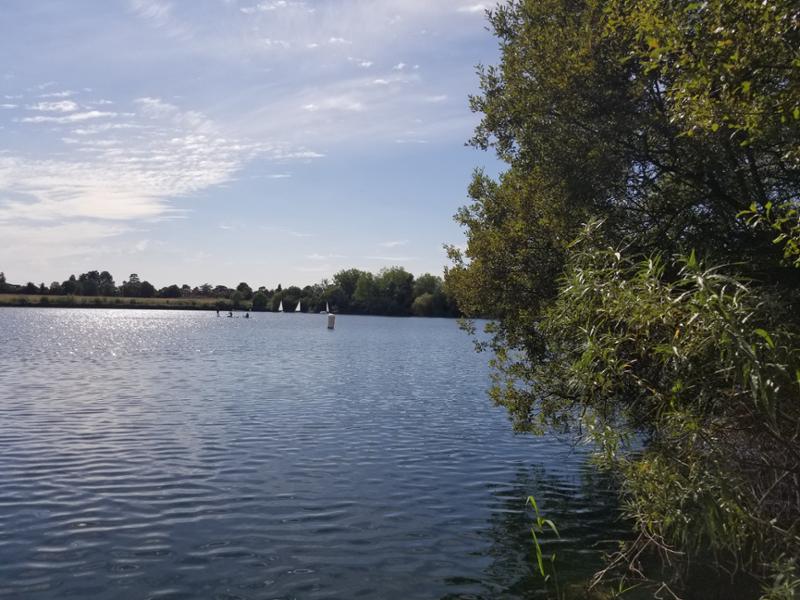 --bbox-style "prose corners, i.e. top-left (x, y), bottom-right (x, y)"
top-left (0, 308), bottom-right (626, 599)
